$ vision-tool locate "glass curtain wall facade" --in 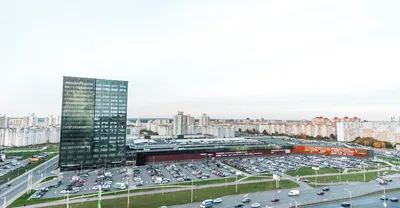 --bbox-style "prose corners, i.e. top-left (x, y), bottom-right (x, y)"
top-left (59, 76), bottom-right (128, 171)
